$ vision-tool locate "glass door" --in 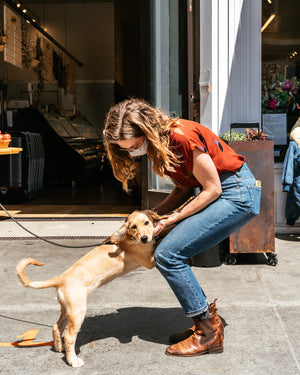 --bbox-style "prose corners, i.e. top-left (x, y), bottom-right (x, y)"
top-left (142, 0), bottom-right (196, 209)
